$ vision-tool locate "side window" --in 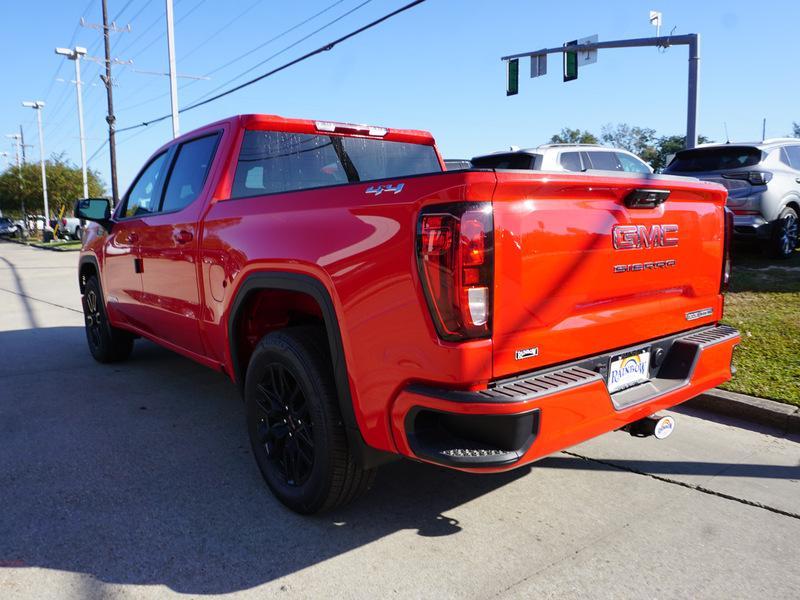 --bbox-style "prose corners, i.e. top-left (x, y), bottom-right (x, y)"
top-left (161, 134), bottom-right (220, 213)
top-left (232, 131), bottom-right (347, 197)
top-left (780, 147), bottom-right (792, 167)
top-left (616, 152), bottom-right (650, 174)
top-left (586, 151), bottom-right (623, 171)
top-left (785, 145), bottom-right (800, 170)
top-left (124, 153), bottom-right (168, 218)
top-left (559, 152), bottom-right (583, 171)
